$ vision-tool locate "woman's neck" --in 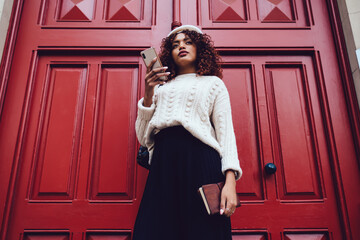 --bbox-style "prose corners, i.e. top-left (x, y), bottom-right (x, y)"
top-left (177, 65), bottom-right (196, 75)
